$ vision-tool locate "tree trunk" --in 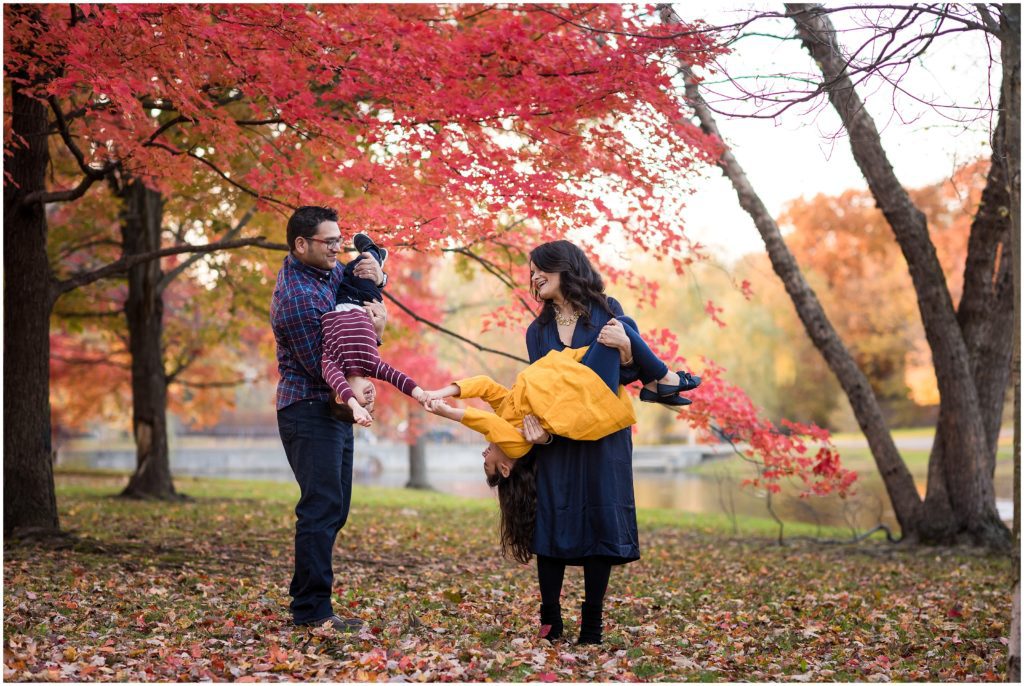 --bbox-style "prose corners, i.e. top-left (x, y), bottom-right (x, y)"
top-left (119, 181), bottom-right (179, 500)
top-left (923, 107), bottom-right (1015, 542)
top-left (667, 18), bottom-right (924, 538)
top-left (405, 413), bottom-right (432, 490)
top-left (787, 3), bottom-right (1009, 548)
top-left (999, 4), bottom-right (1021, 681)
top-left (3, 63), bottom-right (61, 535)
